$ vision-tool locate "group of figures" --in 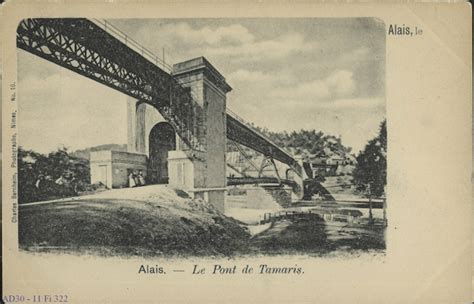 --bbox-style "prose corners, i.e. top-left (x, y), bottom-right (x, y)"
top-left (34, 174), bottom-right (80, 199)
top-left (129, 170), bottom-right (146, 188)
